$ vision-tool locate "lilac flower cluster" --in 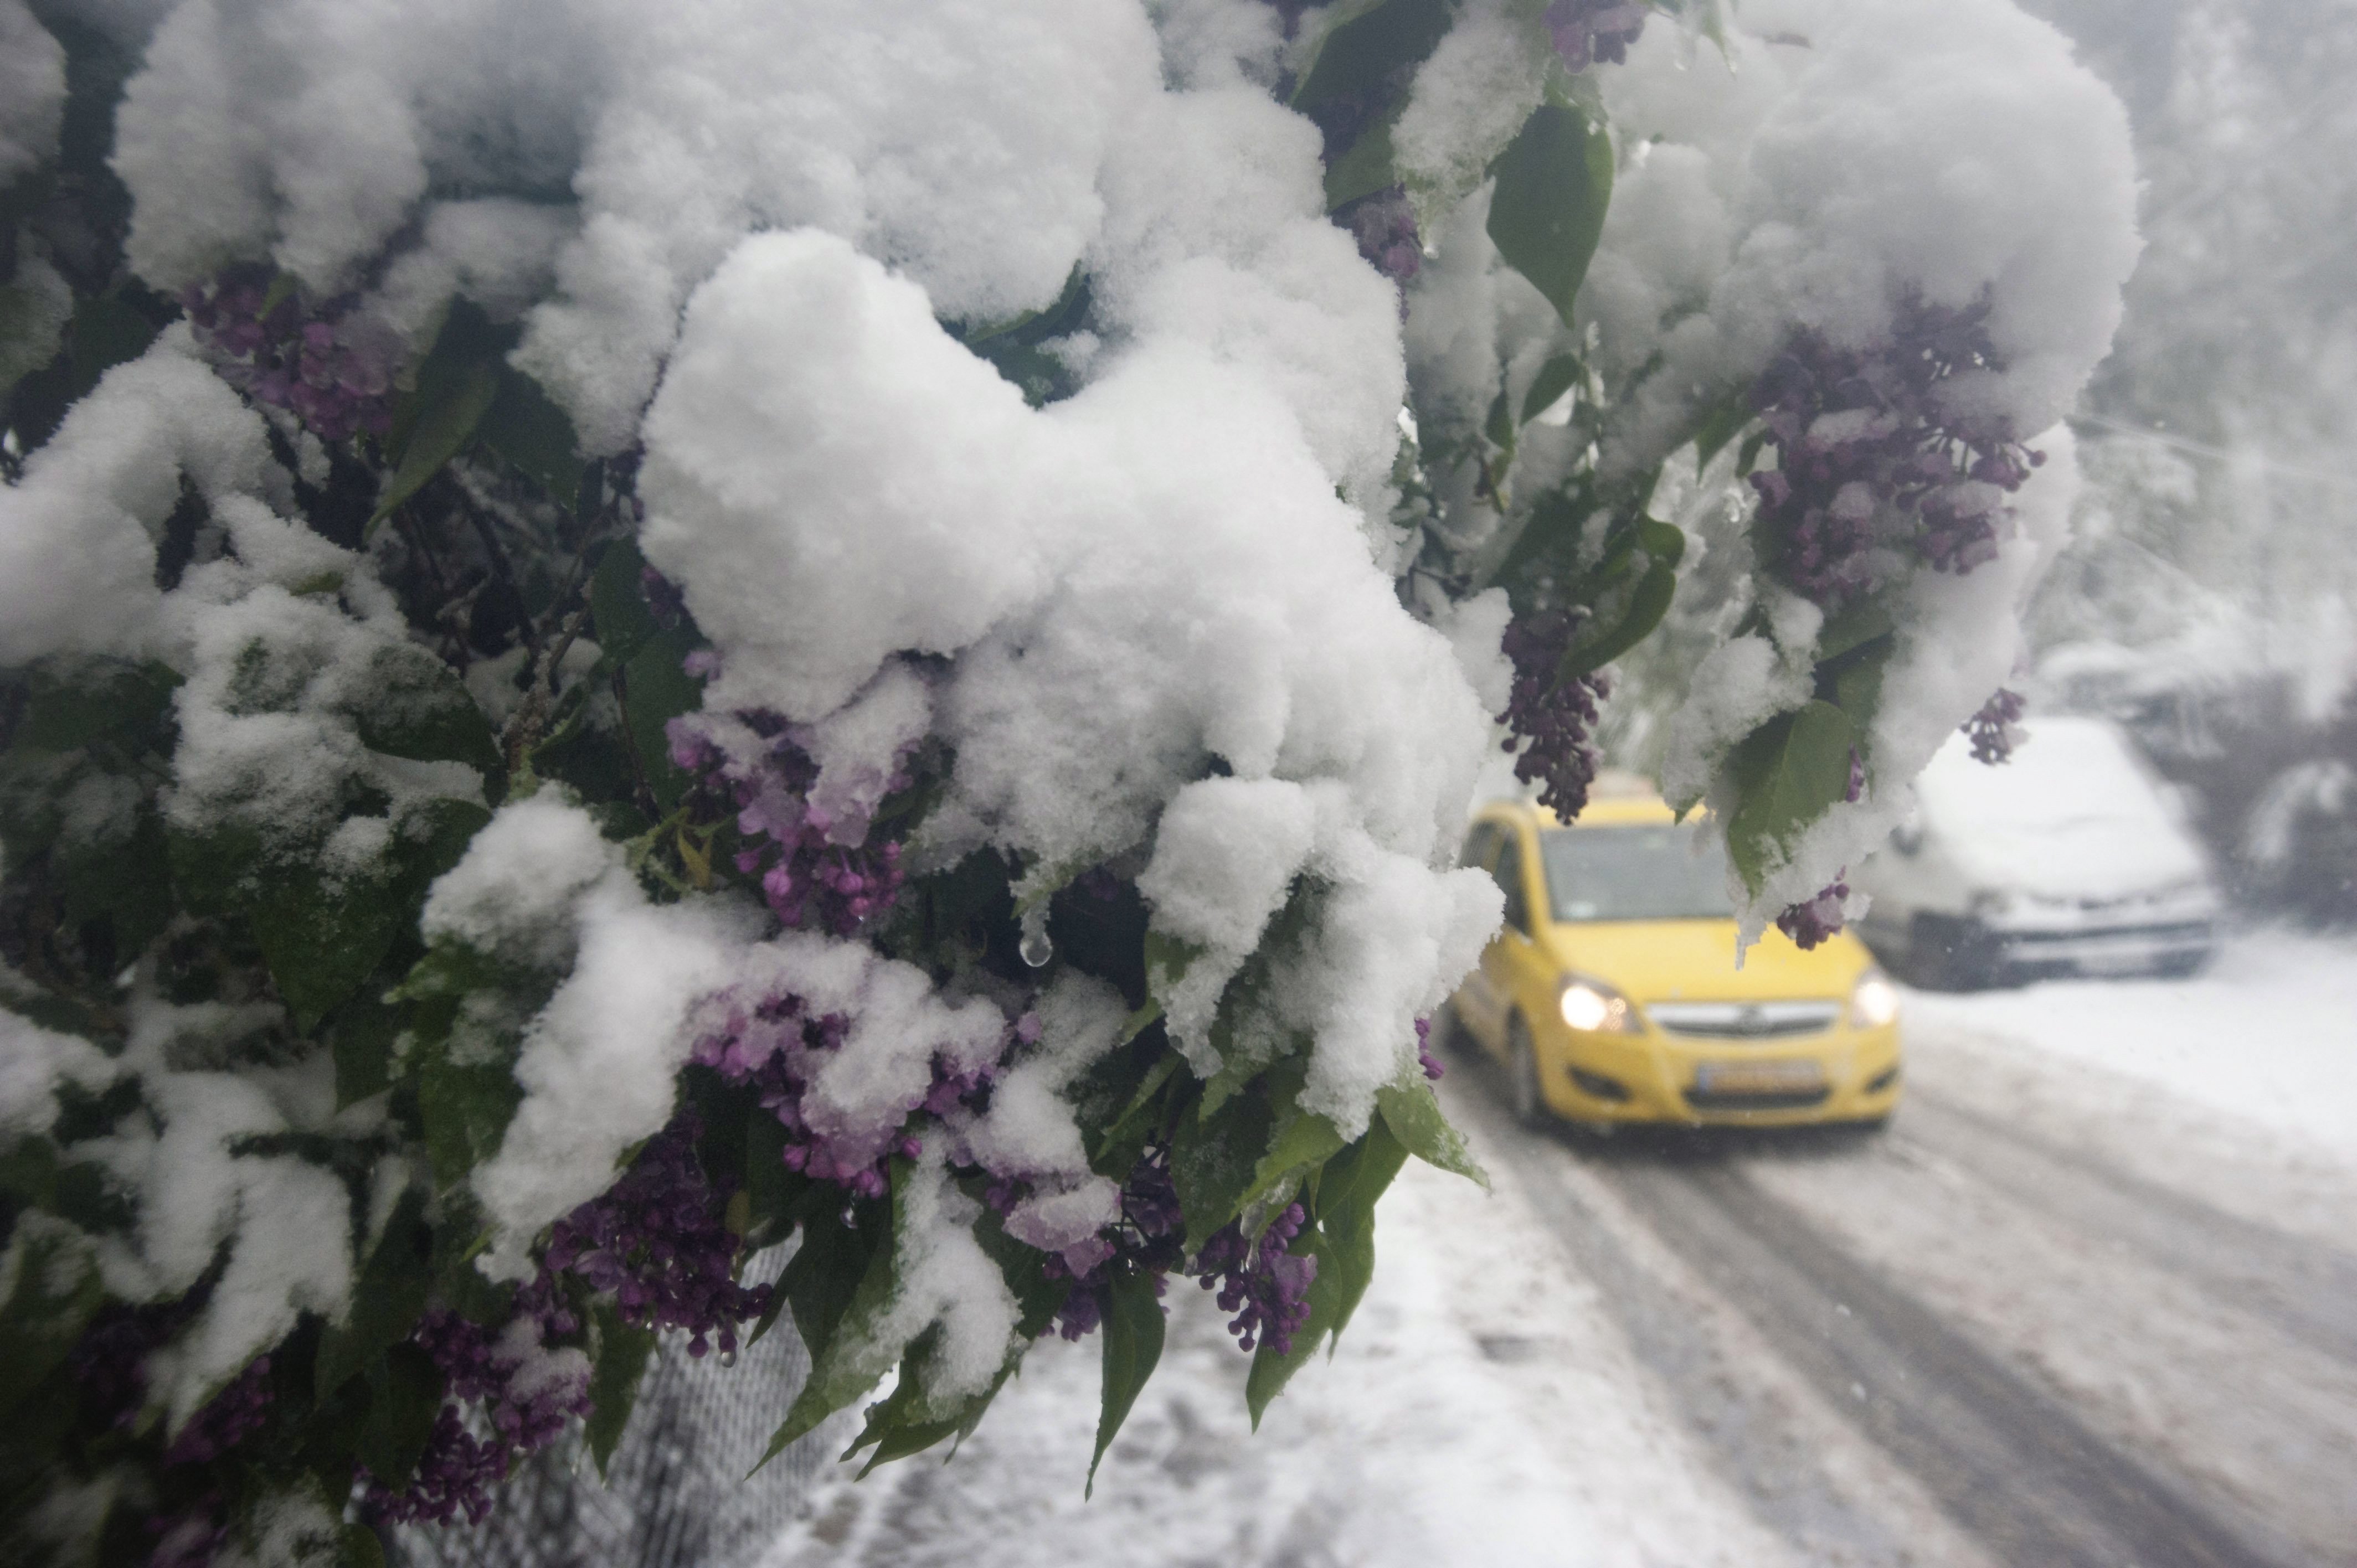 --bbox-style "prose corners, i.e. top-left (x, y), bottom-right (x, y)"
top-left (1747, 297), bottom-right (2044, 609)
top-left (545, 1117), bottom-right (771, 1359)
top-left (181, 265), bottom-right (397, 443)
top-left (666, 707), bottom-right (909, 938)
top-left (163, 1355), bottom-right (274, 1467)
top-left (1962, 688), bottom-right (2025, 765)
top-left (1776, 874), bottom-right (1851, 951)
top-left (1348, 188), bottom-right (1423, 286)
top-left (1416, 1016), bottom-right (1444, 1081)
top-left (361, 1302), bottom-right (592, 1529)
top-left (1194, 1203), bottom-right (1319, 1356)
top-left (1035, 1147), bottom-right (1187, 1342)
top-left (1544, 0), bottom-right (1649, 69)
top-left (691, 983), bottom-right (1017, 1200)
top-left (1499, 607), bottom-right (1614, 821)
